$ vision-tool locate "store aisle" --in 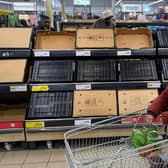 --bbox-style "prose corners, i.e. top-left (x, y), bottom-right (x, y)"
top-left (0, 147), bottom-right (67, 168)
